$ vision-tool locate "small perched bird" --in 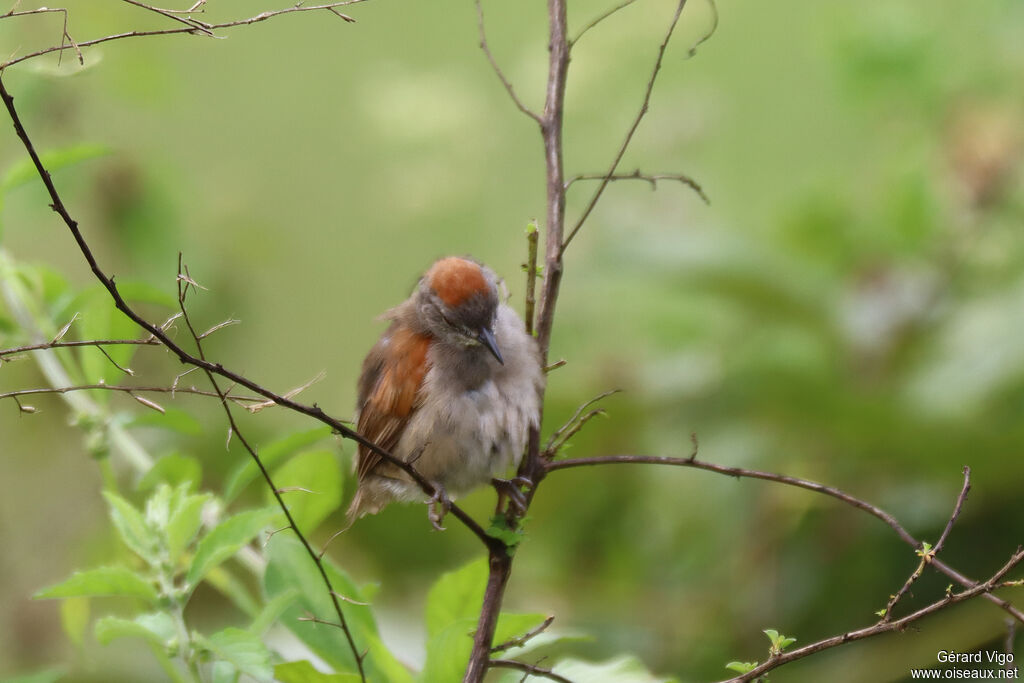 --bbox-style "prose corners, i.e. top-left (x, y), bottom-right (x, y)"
top-left (347, 256), bottom-right (544, 521)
